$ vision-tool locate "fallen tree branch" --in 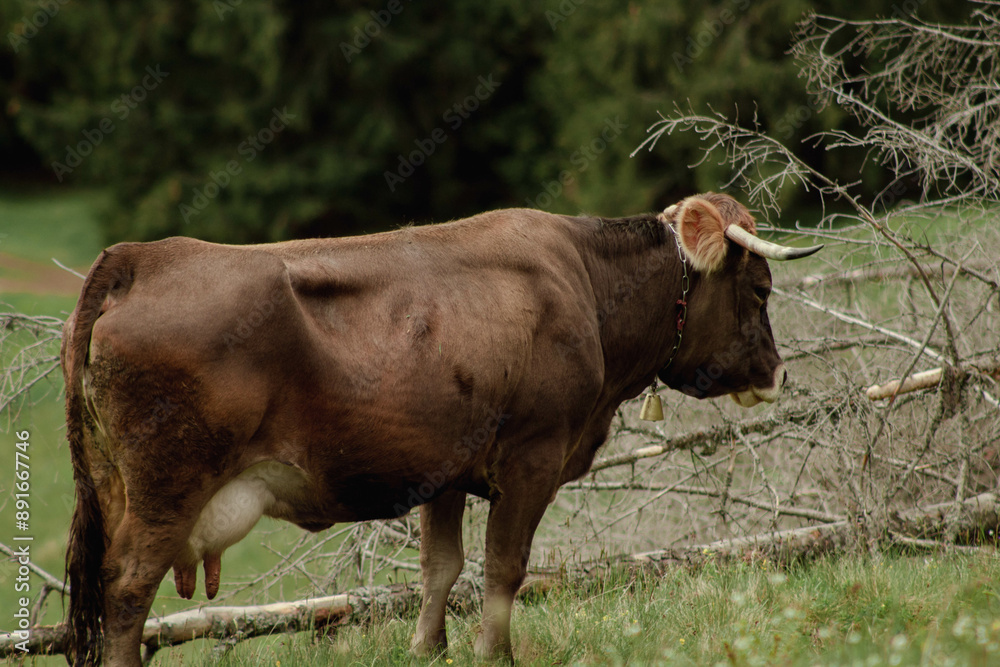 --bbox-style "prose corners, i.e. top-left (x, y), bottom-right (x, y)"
top-left (0, 542), bottom-right (67, 593)
top-left (0, 587), bottom-right (416, 658)
top-left (140, 595), bottom-right (354, 656)
top-left (51, 257), bottom-right (87, 280)
top-left (560, 480), bottom-right (843, 523)
top-left (778, 259), bottom-right (995, 290)
top-left (773, 288), bottom-right (946, 364)
top-left (591, 399), bottom-right (837, 473)
top-left (794, 435), bottom-right (961, 488)
top-left (629, 491), bottom-right (1000, 567)
top-left (777, 289), bottom-right (1000, 410)
top-left (780, 335), bottom-right (905, 361)
top-left (888, 534), bottom-right (986, 553)
top-left (0, 311), bottom-right (64, 418)
top-left (631, 517), bottom-right (855, 565)
top-left (889, 492), bottom-right (1000, 542)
